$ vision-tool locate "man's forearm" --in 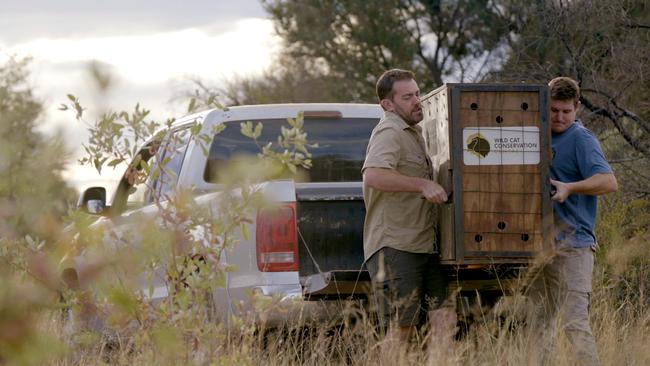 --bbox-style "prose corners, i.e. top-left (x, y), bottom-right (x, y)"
top-left (567, 173), bottom-right (618, 196)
